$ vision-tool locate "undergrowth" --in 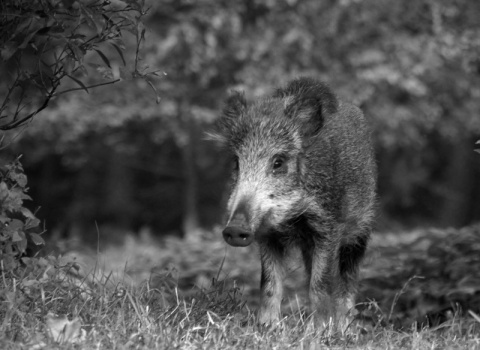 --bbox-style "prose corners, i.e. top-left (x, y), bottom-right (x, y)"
top-left (0, 228), bottom-right (479, 349)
